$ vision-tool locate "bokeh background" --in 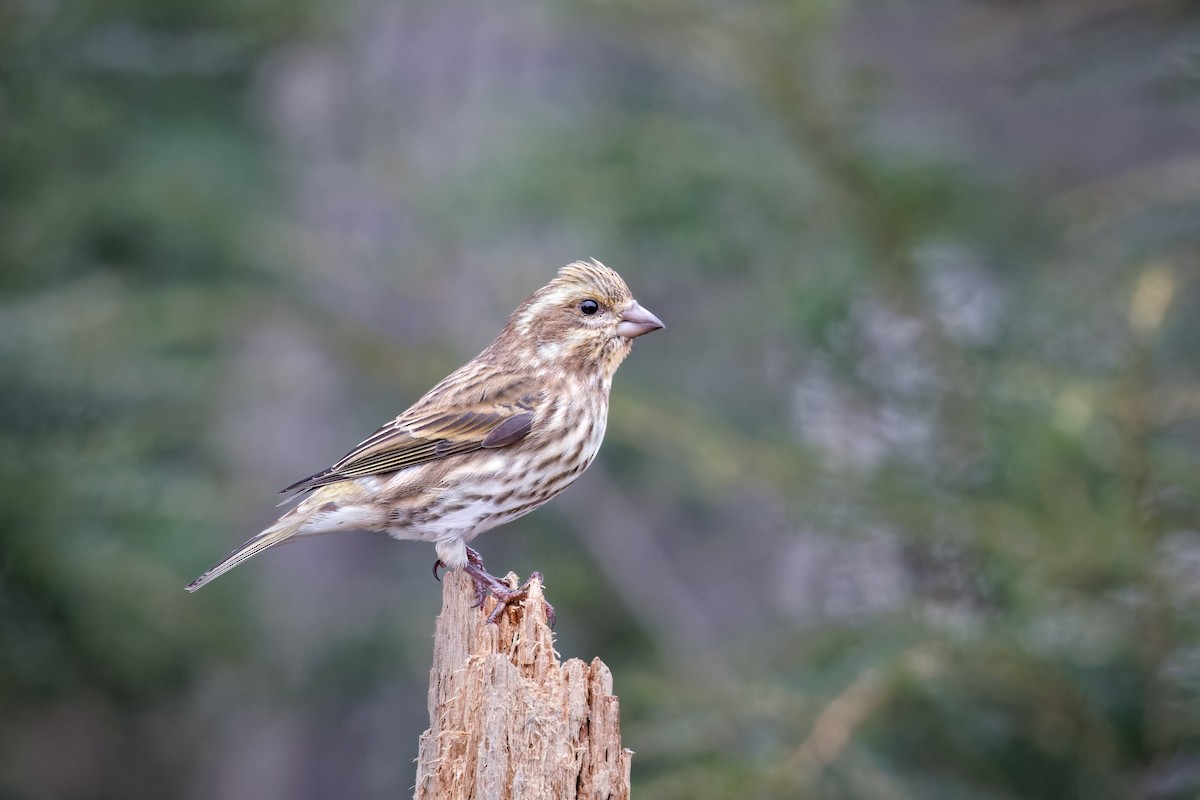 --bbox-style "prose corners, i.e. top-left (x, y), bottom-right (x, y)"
top-left (4, 1), bottom-right (1200, 798)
